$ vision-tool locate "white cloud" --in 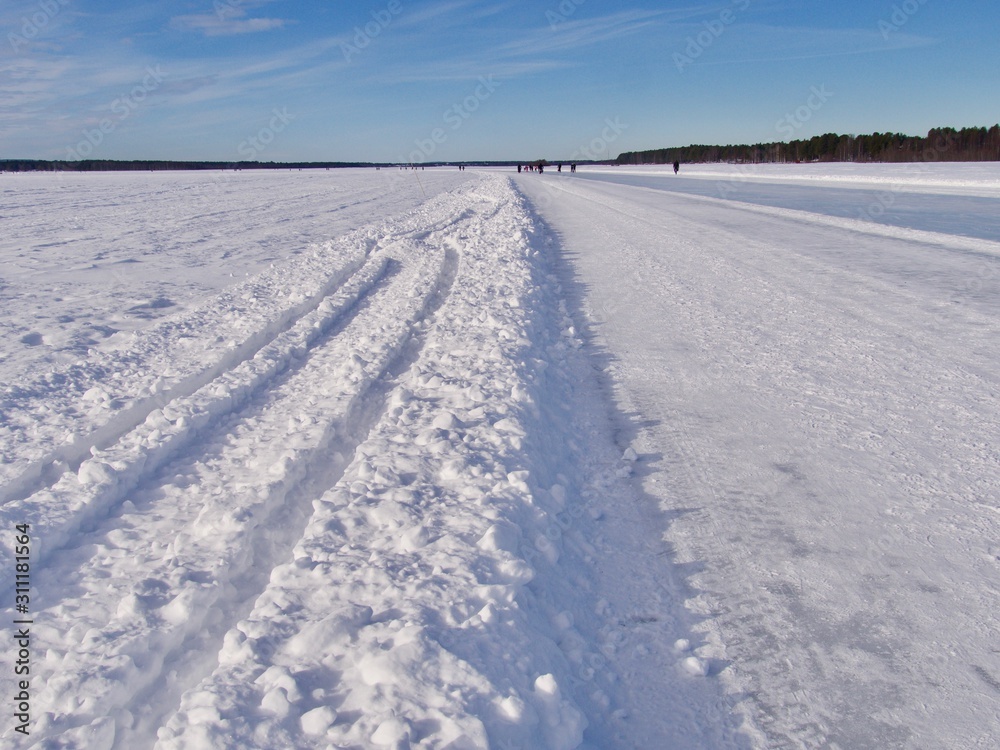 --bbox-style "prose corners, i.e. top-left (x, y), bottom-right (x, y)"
top-left (170, 13), bottom-right (288, 36)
